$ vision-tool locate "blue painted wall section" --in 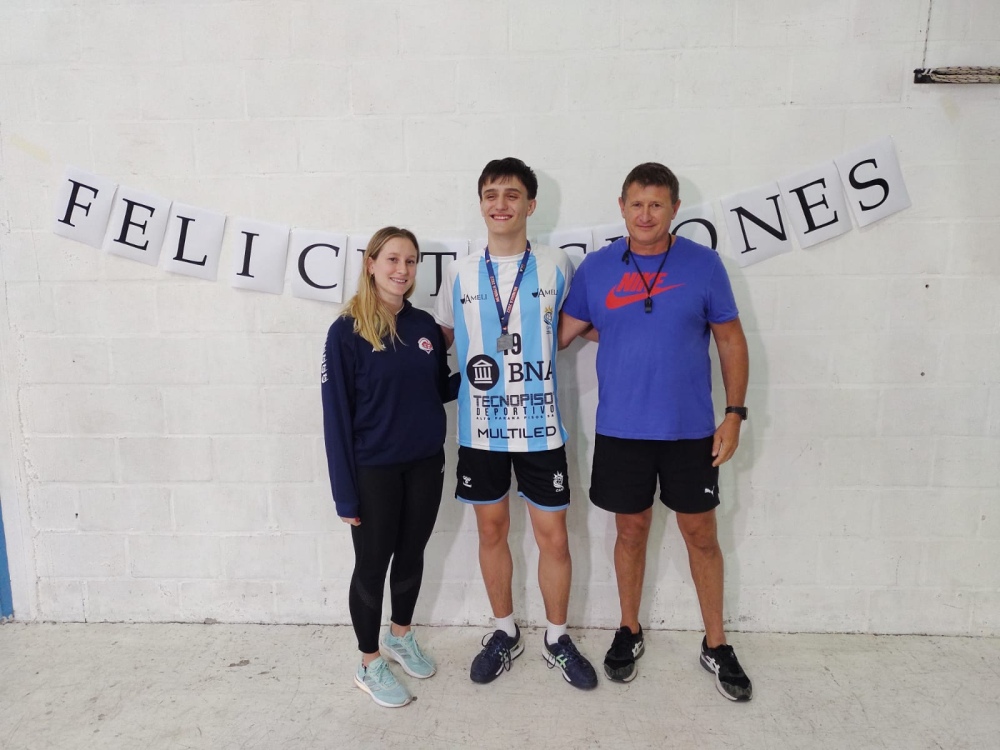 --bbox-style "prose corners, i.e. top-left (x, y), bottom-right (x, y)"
top-left (0, 500), bottom-right (13, 618)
